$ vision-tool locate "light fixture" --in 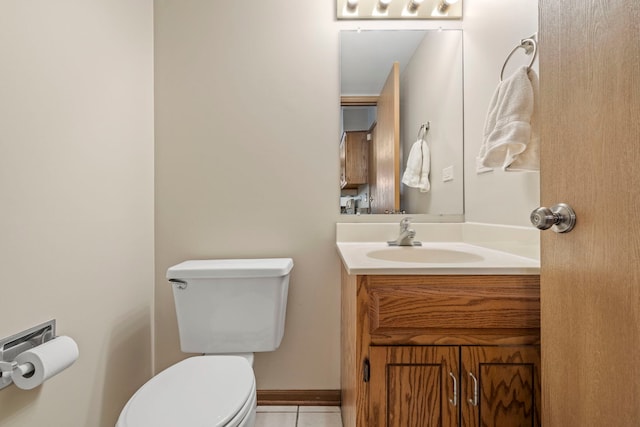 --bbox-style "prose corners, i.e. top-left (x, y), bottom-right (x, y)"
top-left (336, 0), bottom-right (462, 19)
top-left (377, 0), bottom-right (392, 12)
top-left (407, 0), bottom-right (424, 13)
top-left (437, 0), bottom-right (459, 13)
